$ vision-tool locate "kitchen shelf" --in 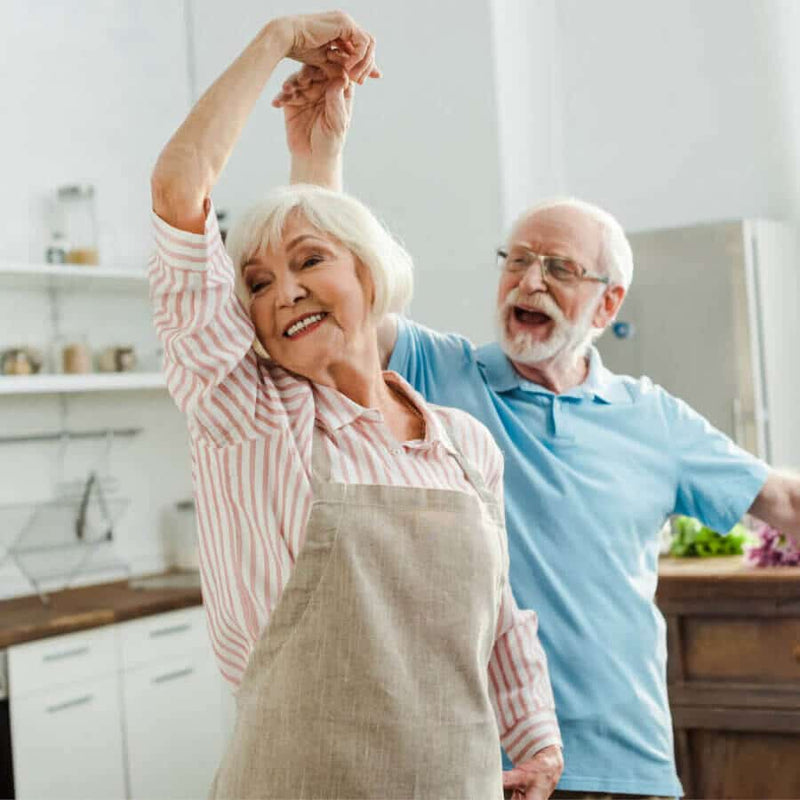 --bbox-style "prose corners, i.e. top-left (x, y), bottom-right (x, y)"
top-left (0, 261), bottom-right (148, 290)
top-left (0, 373), bottom-right (166, 396)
